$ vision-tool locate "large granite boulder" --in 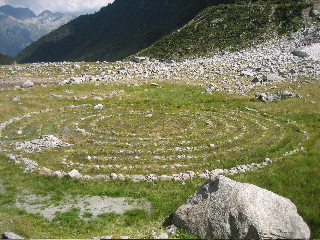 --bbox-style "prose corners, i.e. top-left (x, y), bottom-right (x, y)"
top-left (174, 176), bottom-right (310, 239)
